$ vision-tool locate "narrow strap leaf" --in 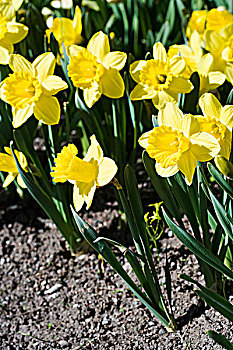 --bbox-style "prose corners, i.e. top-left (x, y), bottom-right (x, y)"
top-left (163, 208), bottom-right (233, 281)
top-left (206, 330), bottom-right (233, 350)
